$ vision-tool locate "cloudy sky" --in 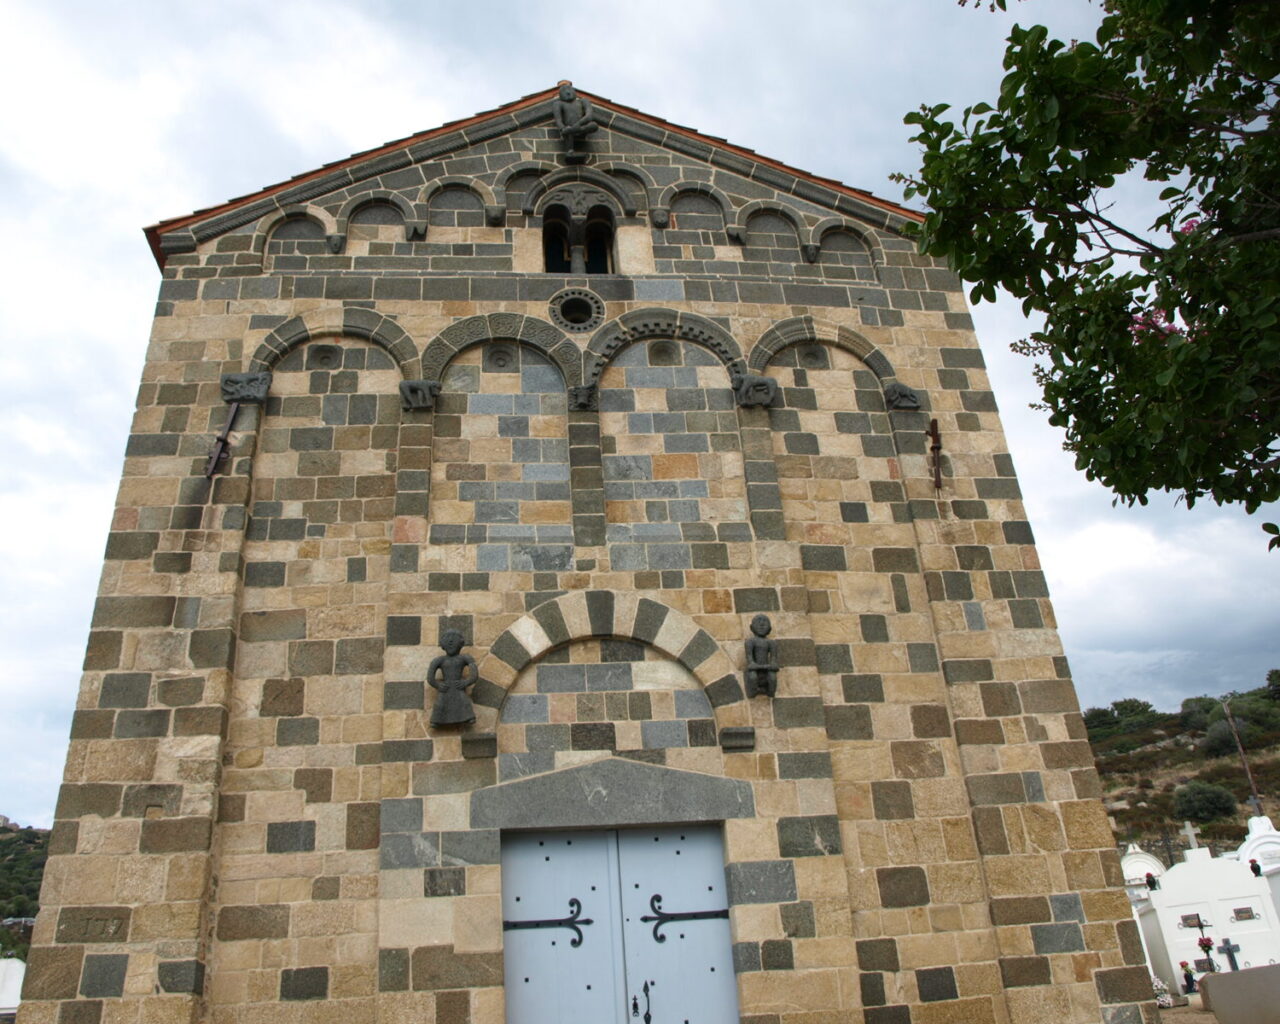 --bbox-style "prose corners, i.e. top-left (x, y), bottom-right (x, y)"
top-left (0, 0), bottom-right (1274, 827)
